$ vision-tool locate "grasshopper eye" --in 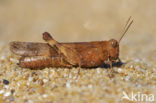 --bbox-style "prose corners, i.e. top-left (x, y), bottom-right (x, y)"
top-left (111, 40), bottom-right (118, 48)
